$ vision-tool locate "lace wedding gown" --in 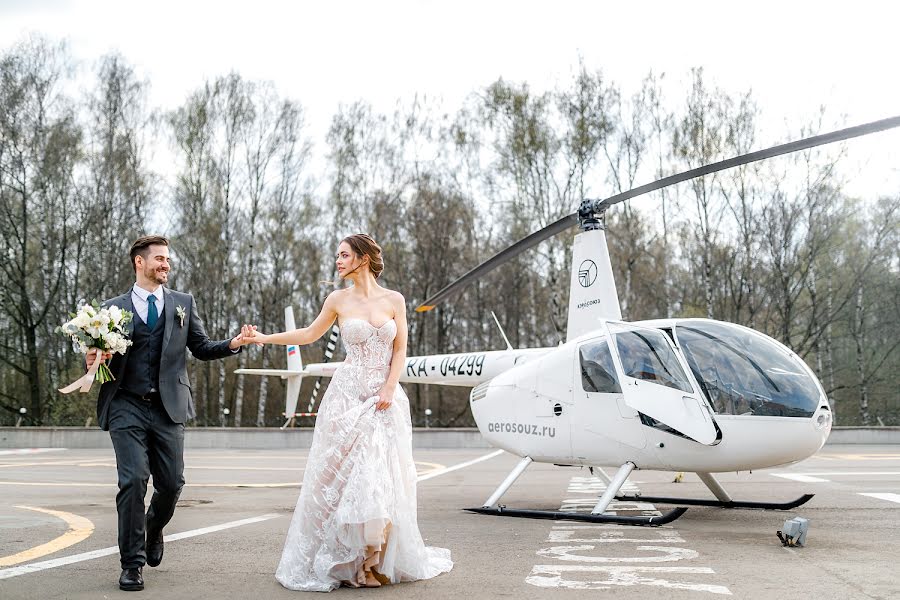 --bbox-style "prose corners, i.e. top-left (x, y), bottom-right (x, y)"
top-left (275, 318), bottom-right (453, 591)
